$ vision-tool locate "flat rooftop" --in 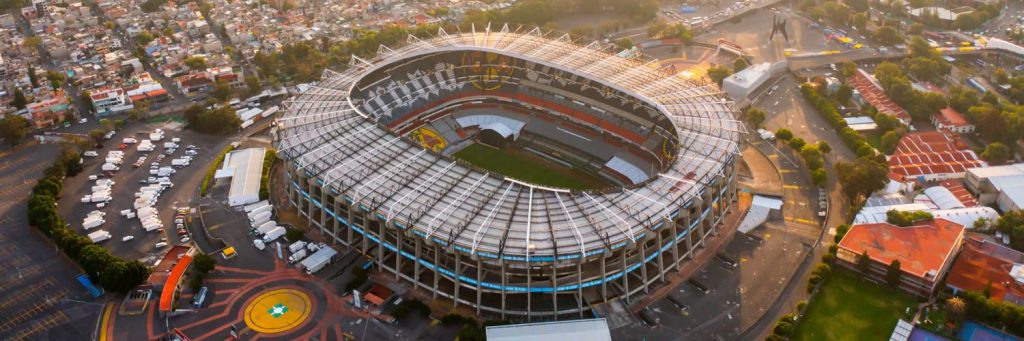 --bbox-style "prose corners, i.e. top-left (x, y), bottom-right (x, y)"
top-left (486, 318), bottom-right (611, 341)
